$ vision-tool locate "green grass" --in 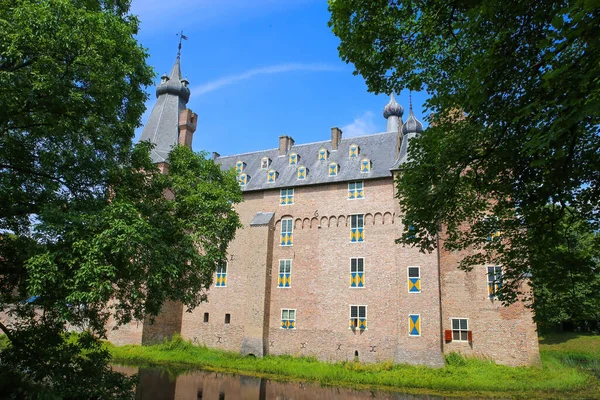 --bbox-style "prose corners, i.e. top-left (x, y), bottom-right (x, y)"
top-left (106, 333), bottom-right (600, 398)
